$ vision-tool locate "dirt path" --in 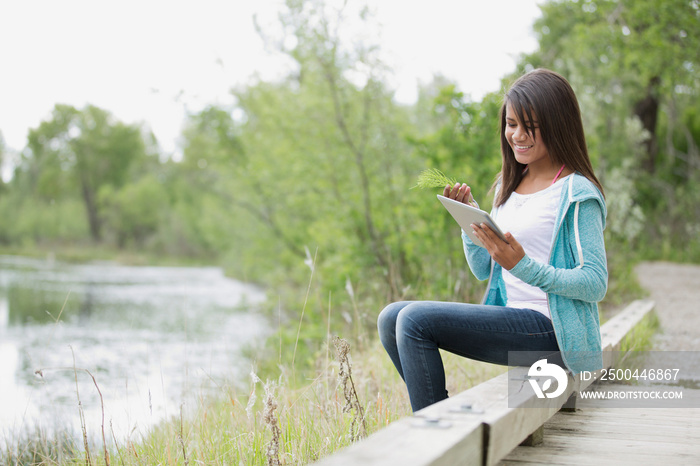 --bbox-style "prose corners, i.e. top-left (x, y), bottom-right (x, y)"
top-left (635, 261), bottom-right (700, 351)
